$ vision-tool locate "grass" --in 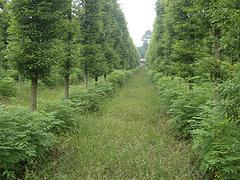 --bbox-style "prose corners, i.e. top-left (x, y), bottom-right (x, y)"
top-left (26, 70), bottom-right (196, 179)
top-left (0, 77), bottom-right (99, 107)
